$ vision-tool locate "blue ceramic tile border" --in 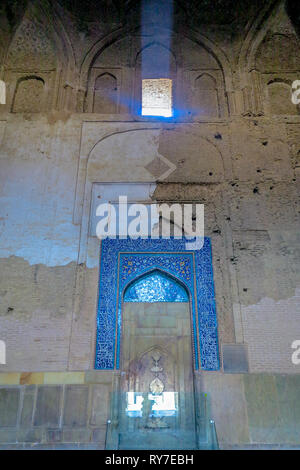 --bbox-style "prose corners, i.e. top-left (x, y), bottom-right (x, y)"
top-left (95, 237), bottom-right (219, 371)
